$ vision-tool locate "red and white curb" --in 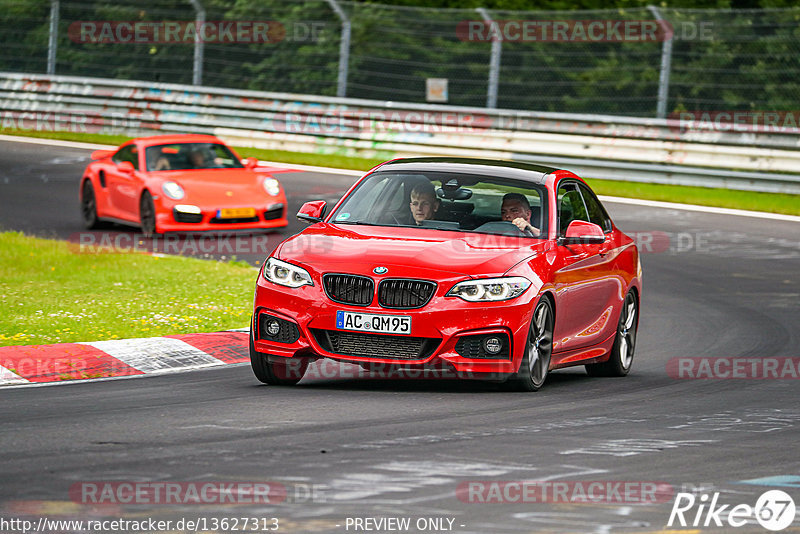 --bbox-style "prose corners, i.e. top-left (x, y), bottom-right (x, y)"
top-left (0, 330), bottom-right (250, 387)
